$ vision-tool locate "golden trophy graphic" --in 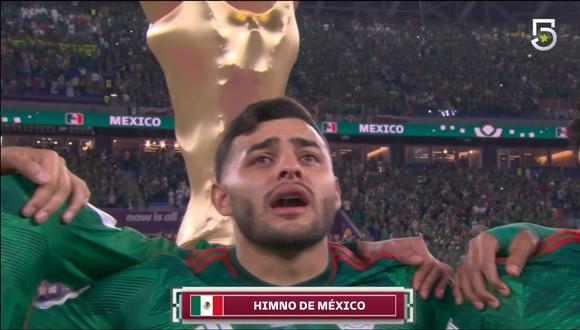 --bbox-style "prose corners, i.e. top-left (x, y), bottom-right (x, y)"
top-left (141, 1), bottom-right (300, 247)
